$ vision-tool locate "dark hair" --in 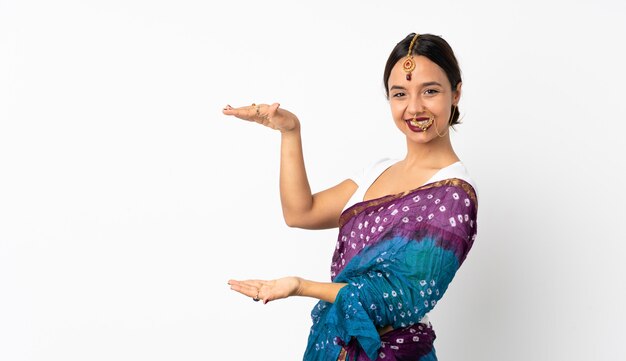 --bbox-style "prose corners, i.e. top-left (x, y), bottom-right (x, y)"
top-left (383, 33), bottom-right (462, 125)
